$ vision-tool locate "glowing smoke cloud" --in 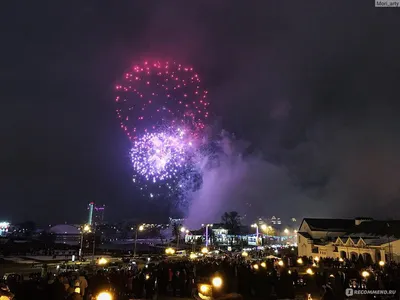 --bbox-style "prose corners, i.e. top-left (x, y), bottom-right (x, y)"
top-left (185, 132), bottom-right (326, 228)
